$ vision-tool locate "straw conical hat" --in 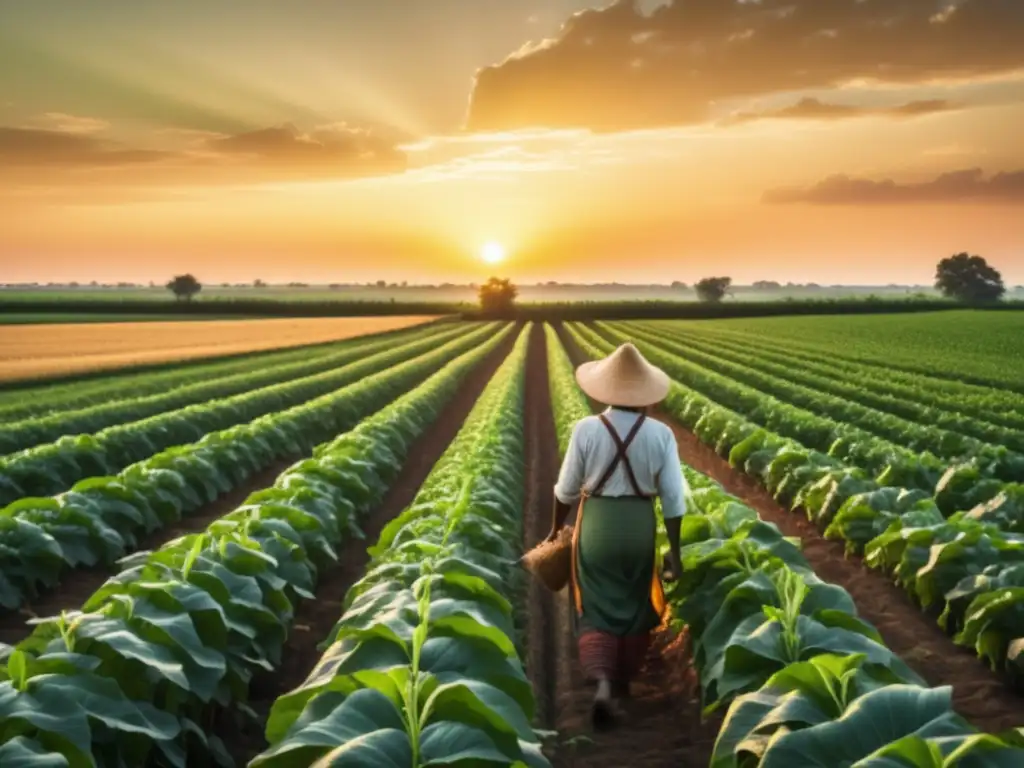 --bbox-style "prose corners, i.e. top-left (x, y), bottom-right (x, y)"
top-left (575, 343), bottom-right (670, 407)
